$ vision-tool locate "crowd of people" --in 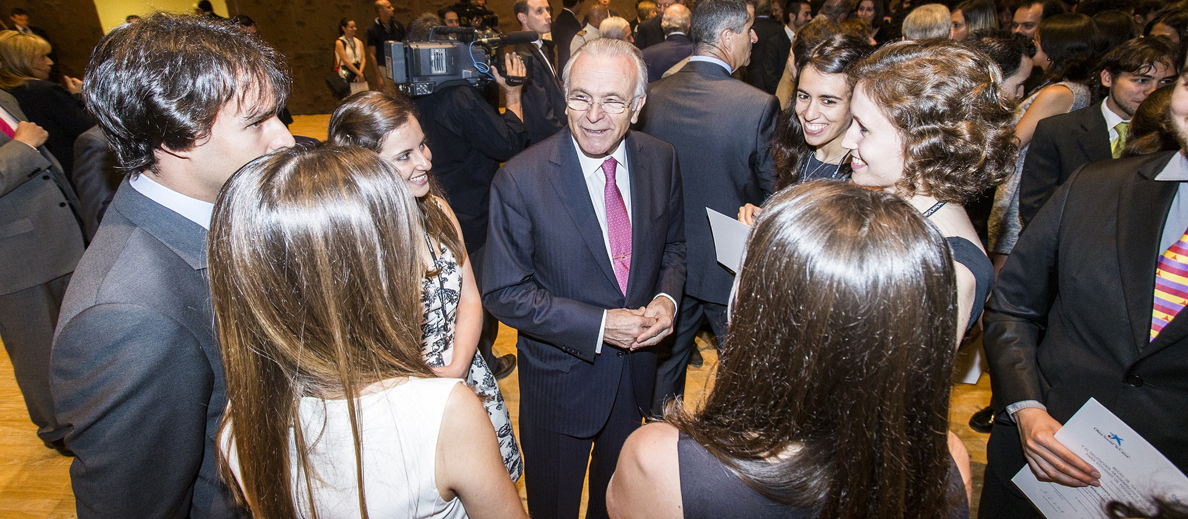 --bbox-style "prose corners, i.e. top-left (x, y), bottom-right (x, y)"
top-left (2, 0), bottom-right (1188, 517)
